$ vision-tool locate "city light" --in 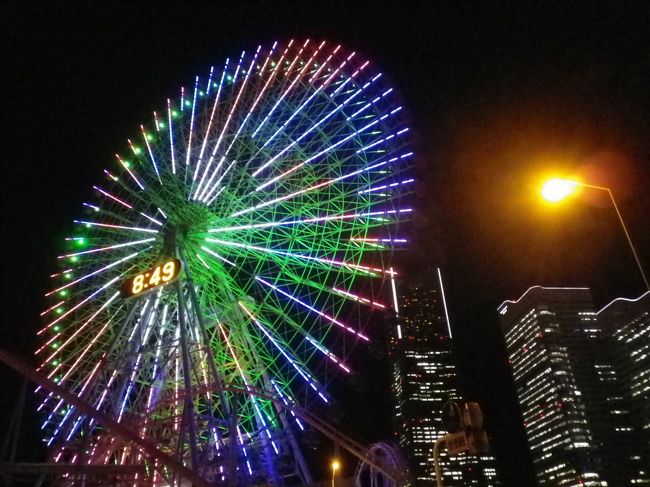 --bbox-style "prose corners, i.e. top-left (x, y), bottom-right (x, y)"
top-left (539, 178), bottom-right (649, 291)
top-left (540, 178), bottom-right (578, 203)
